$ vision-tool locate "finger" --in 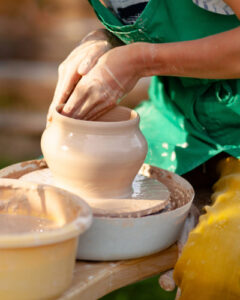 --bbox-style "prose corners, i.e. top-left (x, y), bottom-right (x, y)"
top-left (177, 204), bottom-right (200, 255)
top-left (158, 270), bottom-right (176, 291)
top-left (54, 67), bottom-right (81, 105)
top-left (47, 68), bottom-right (81, 121)
top-left (77, 58), bottom-right (92, 76)
top-left (175, 288), bottom-right (181, 300)
top-left (71, 84), bottom-right (113, 120)
top-left (61, 81), bottom-right (90, 117)
top-left (62, 77), bottom-right (103, 117)
top-left (73, 88), bottom-right (106, 119)
top-left (84, 102), bottom-right (116, 121)
top-left (71, 97), bottom-right (104, 120)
